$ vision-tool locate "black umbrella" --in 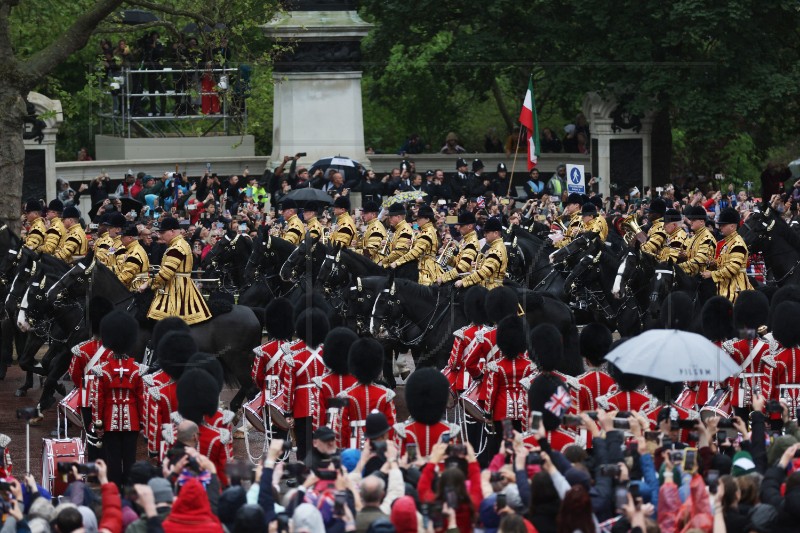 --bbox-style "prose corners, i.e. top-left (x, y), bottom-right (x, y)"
top-left (182, 21), bottom-right (213, 34)
top-left (89, 197), bottom-right (144, 220)
top-left (284, 188), bottom-right (333, 206)
top-left (309, 155), bottom-right (361, 182)
top-left (120, 9), bottom-right (159, 25)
